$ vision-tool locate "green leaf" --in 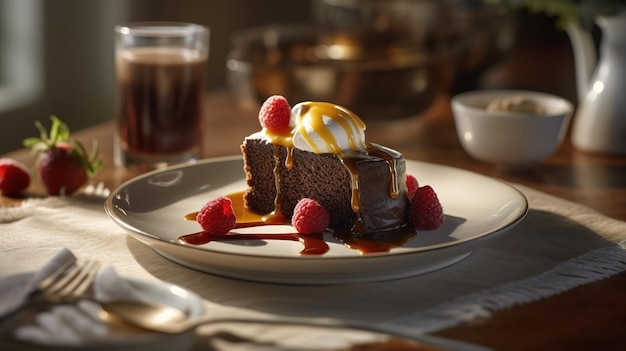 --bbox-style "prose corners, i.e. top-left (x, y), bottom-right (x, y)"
top-left (22, 137), bottom-right (41, 148)
top-left (71, 139), bottom-right (103, 178)
top-left (486, 0), bottom-right (626, 29)
top-left (48, 115), bottom-right (70, 144)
